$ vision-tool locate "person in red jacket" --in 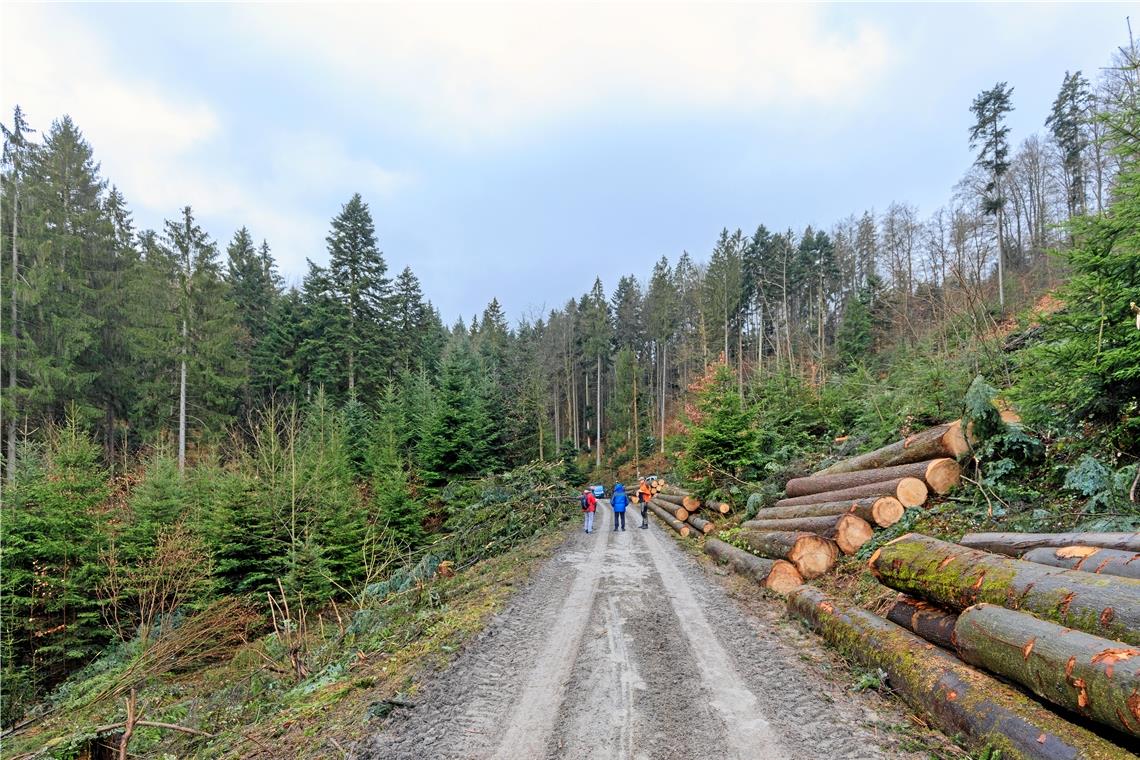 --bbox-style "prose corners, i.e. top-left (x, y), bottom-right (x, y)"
top-left (580, 489), bottom-right (597, 533)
